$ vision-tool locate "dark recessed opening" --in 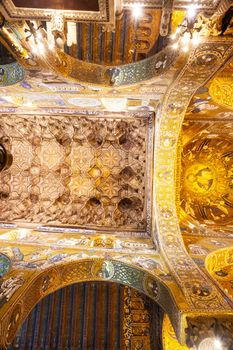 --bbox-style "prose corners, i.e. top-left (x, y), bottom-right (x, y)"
top-left (12, 0), bottom-right (99, 12)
